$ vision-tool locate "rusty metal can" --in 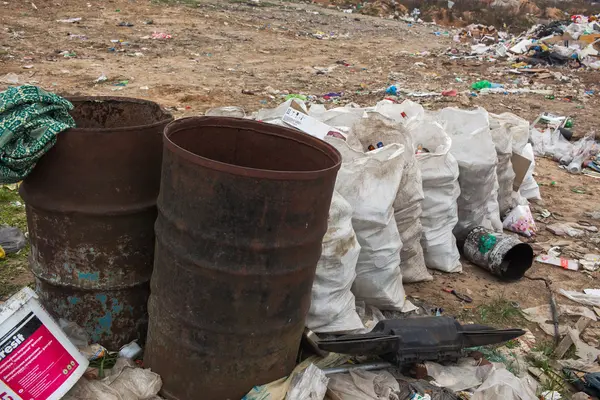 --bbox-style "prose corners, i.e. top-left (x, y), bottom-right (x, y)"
top-left (20, 97), bottom-right (173, 349)
top-left (462, 226), bottom-right (533, 280)
top-left (145, 117), bottom-right (341, 400)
